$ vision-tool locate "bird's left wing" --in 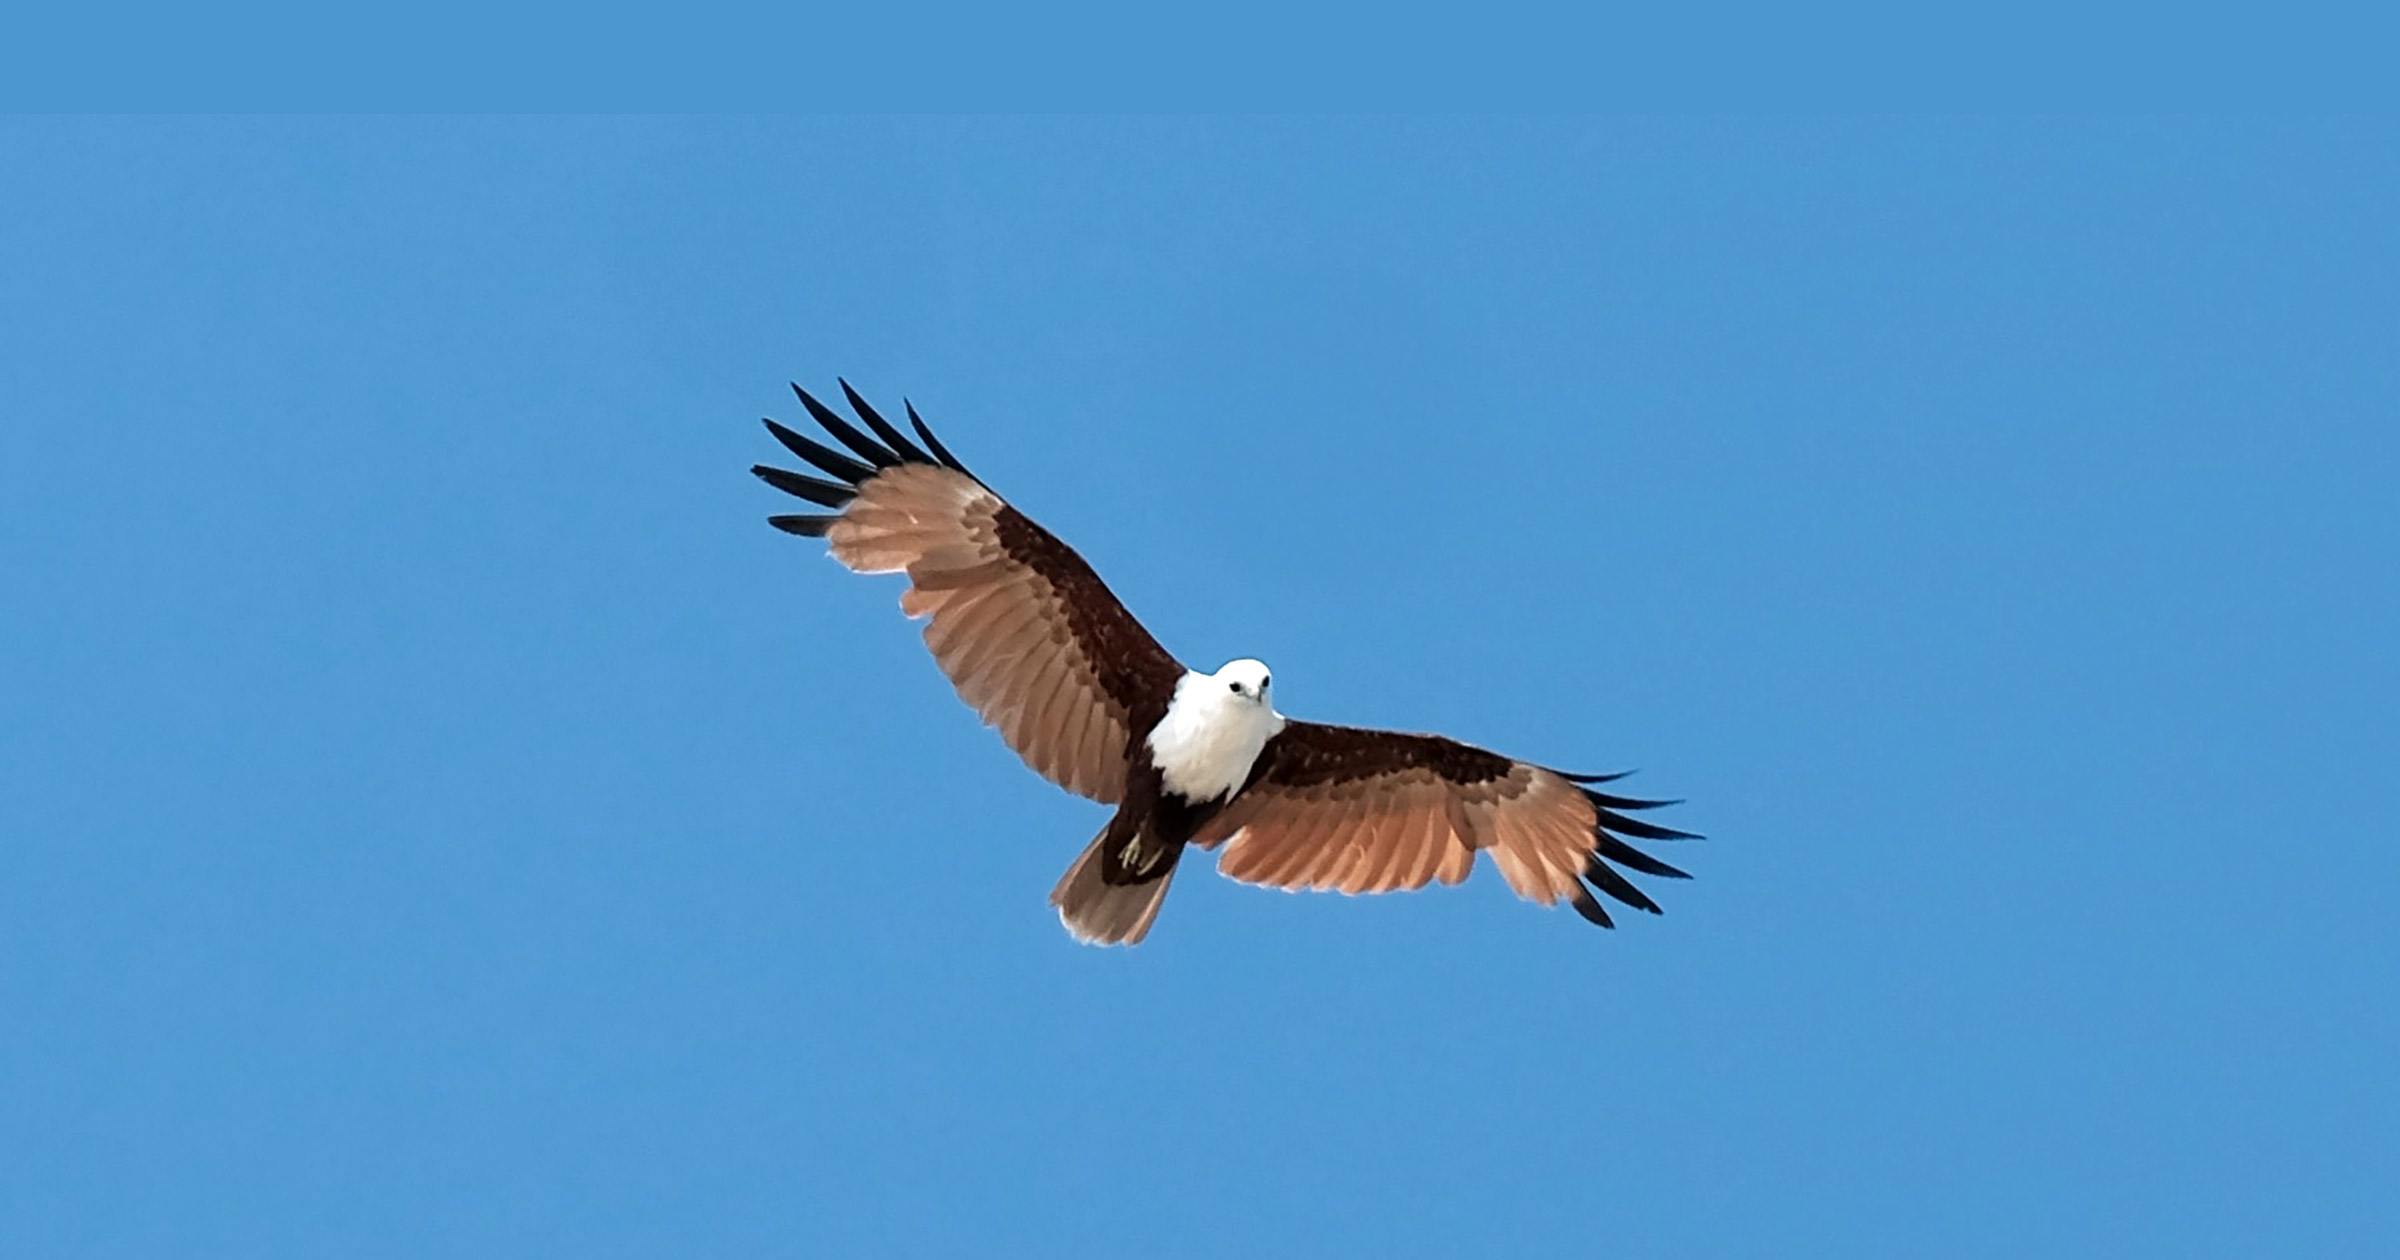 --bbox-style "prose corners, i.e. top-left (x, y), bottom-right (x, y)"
top-left (1193, 721), bottom-right (1696, 926)
top-left (752, 382), bottom-right (1185, 804)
